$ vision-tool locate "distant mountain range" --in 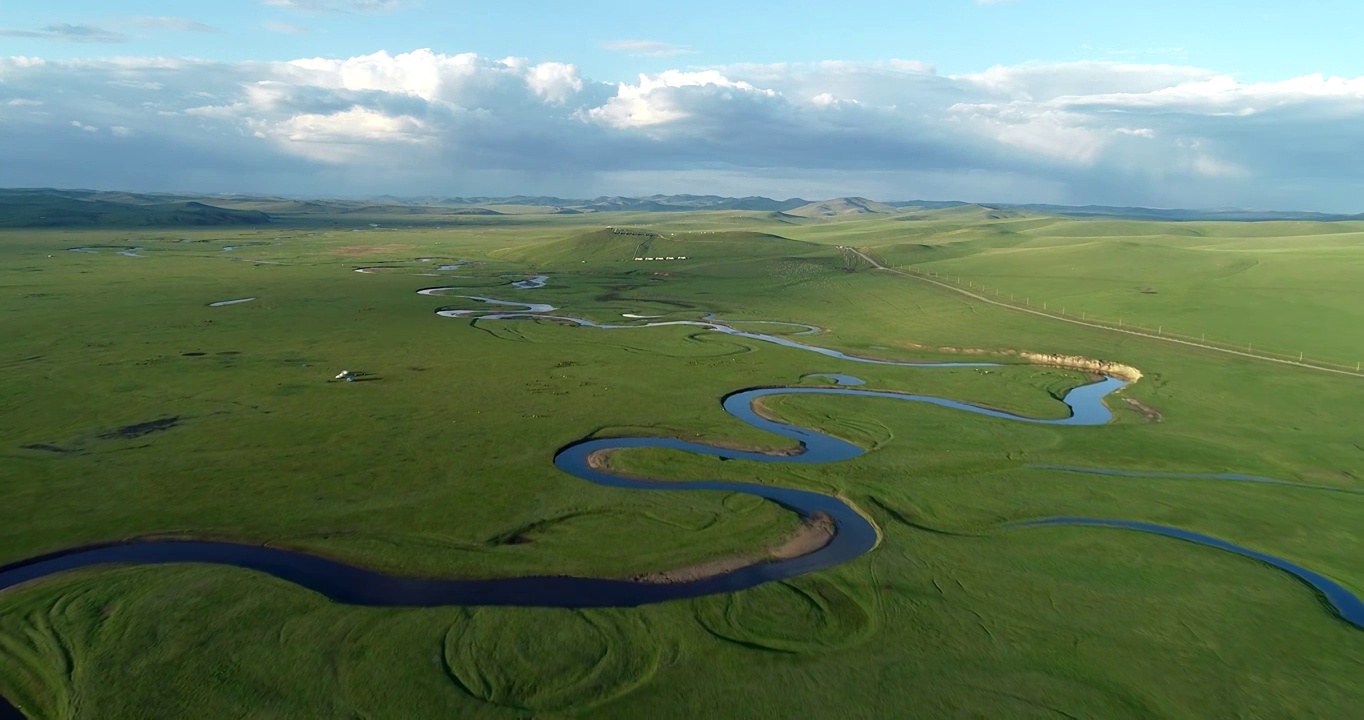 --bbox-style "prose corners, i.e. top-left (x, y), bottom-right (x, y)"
top-left (0, 188), bottom-right (1360, 226)
top-left (0, 188), bottom-right (270, 227)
